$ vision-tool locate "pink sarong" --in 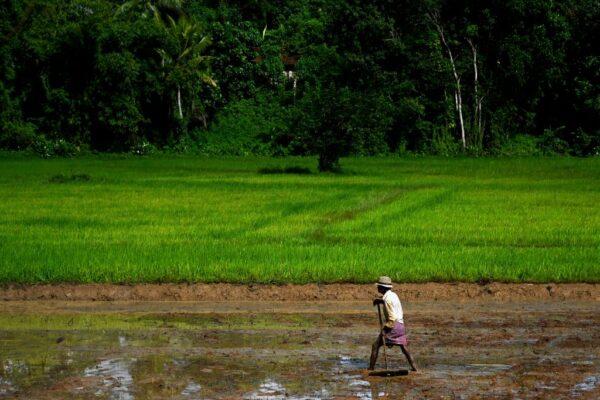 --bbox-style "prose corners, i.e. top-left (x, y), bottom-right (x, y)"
top-left (383, 321), bottom-right (408, 346)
